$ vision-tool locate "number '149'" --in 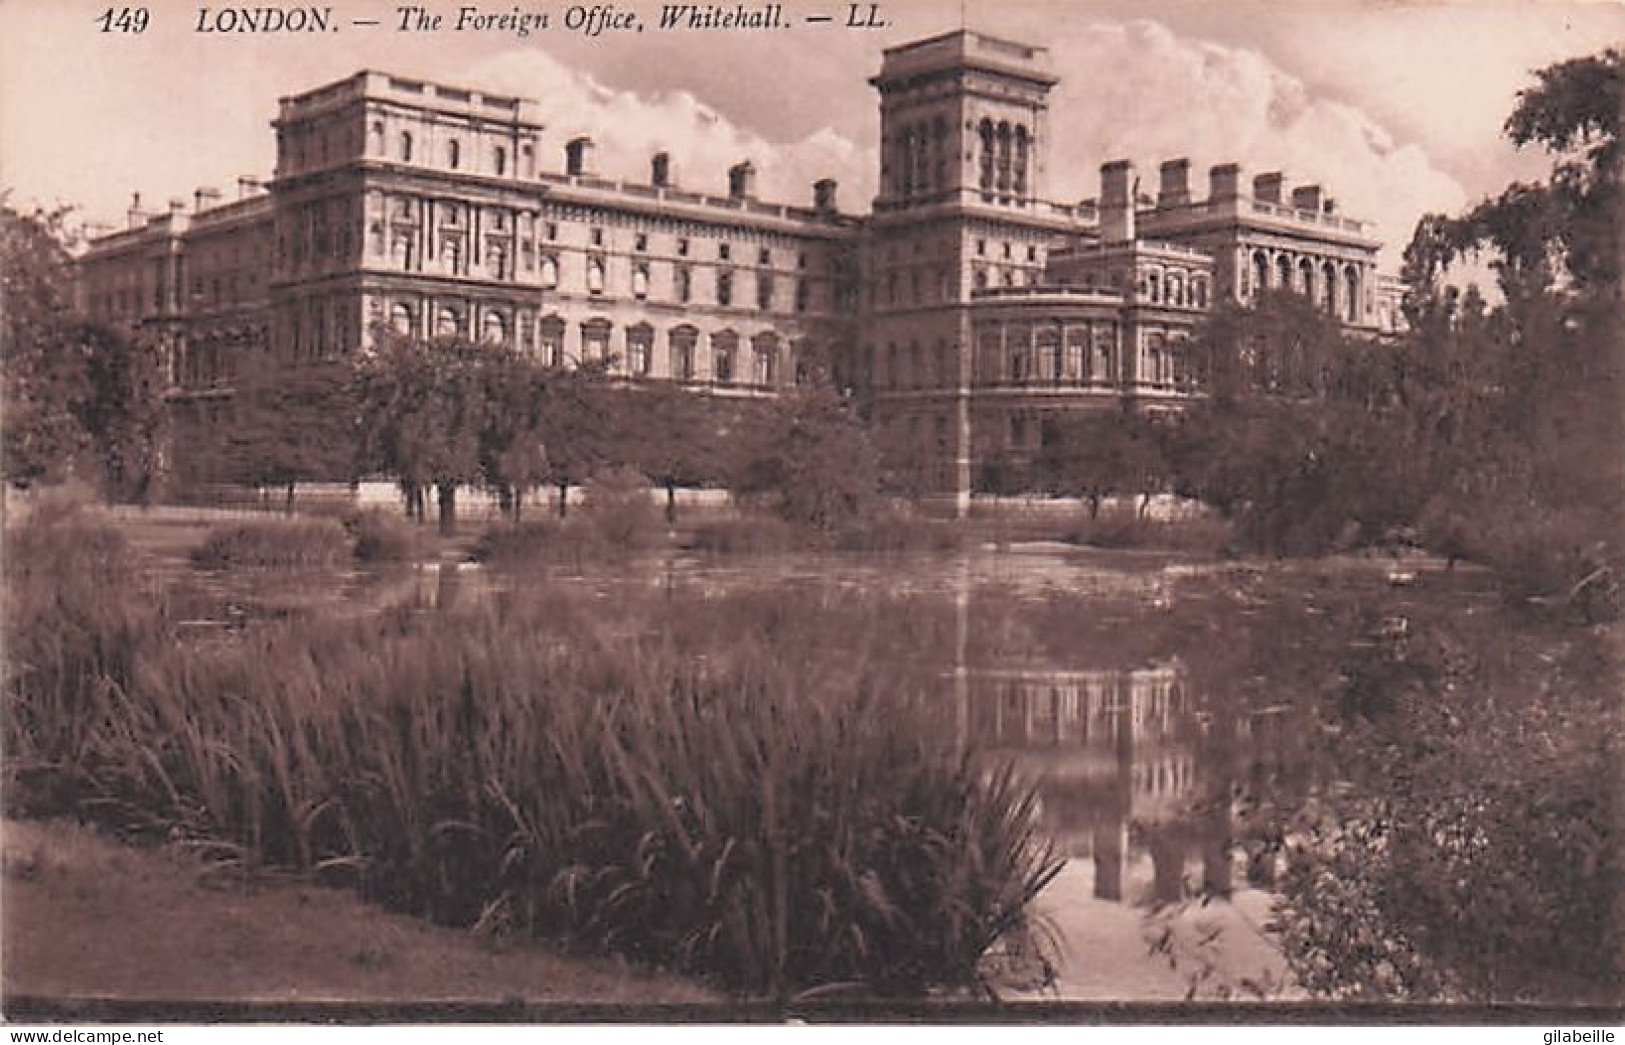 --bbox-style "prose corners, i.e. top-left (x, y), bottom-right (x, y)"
top-left (97, 7), bottom-right (150, 32)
